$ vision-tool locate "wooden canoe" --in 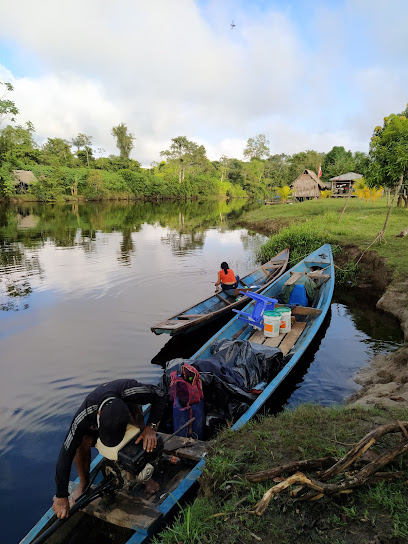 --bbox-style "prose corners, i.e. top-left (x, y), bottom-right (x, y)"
top-left (191, 243), bottom-right (334, 427)
top-left (22, 245), bottom-right (333, 544)
top-left (150, 248), bottom-right (289, 336)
